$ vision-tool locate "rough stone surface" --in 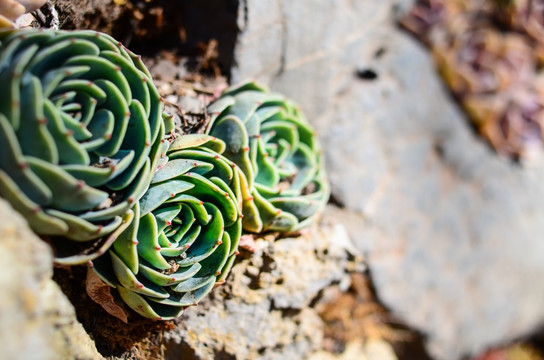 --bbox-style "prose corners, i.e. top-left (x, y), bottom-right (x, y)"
top-left (0, 199), bottom-right (102, 360)
top-left (163, 222), bottom-right (358, 360)
top-left (232, 0), bottom-right (544, 359)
